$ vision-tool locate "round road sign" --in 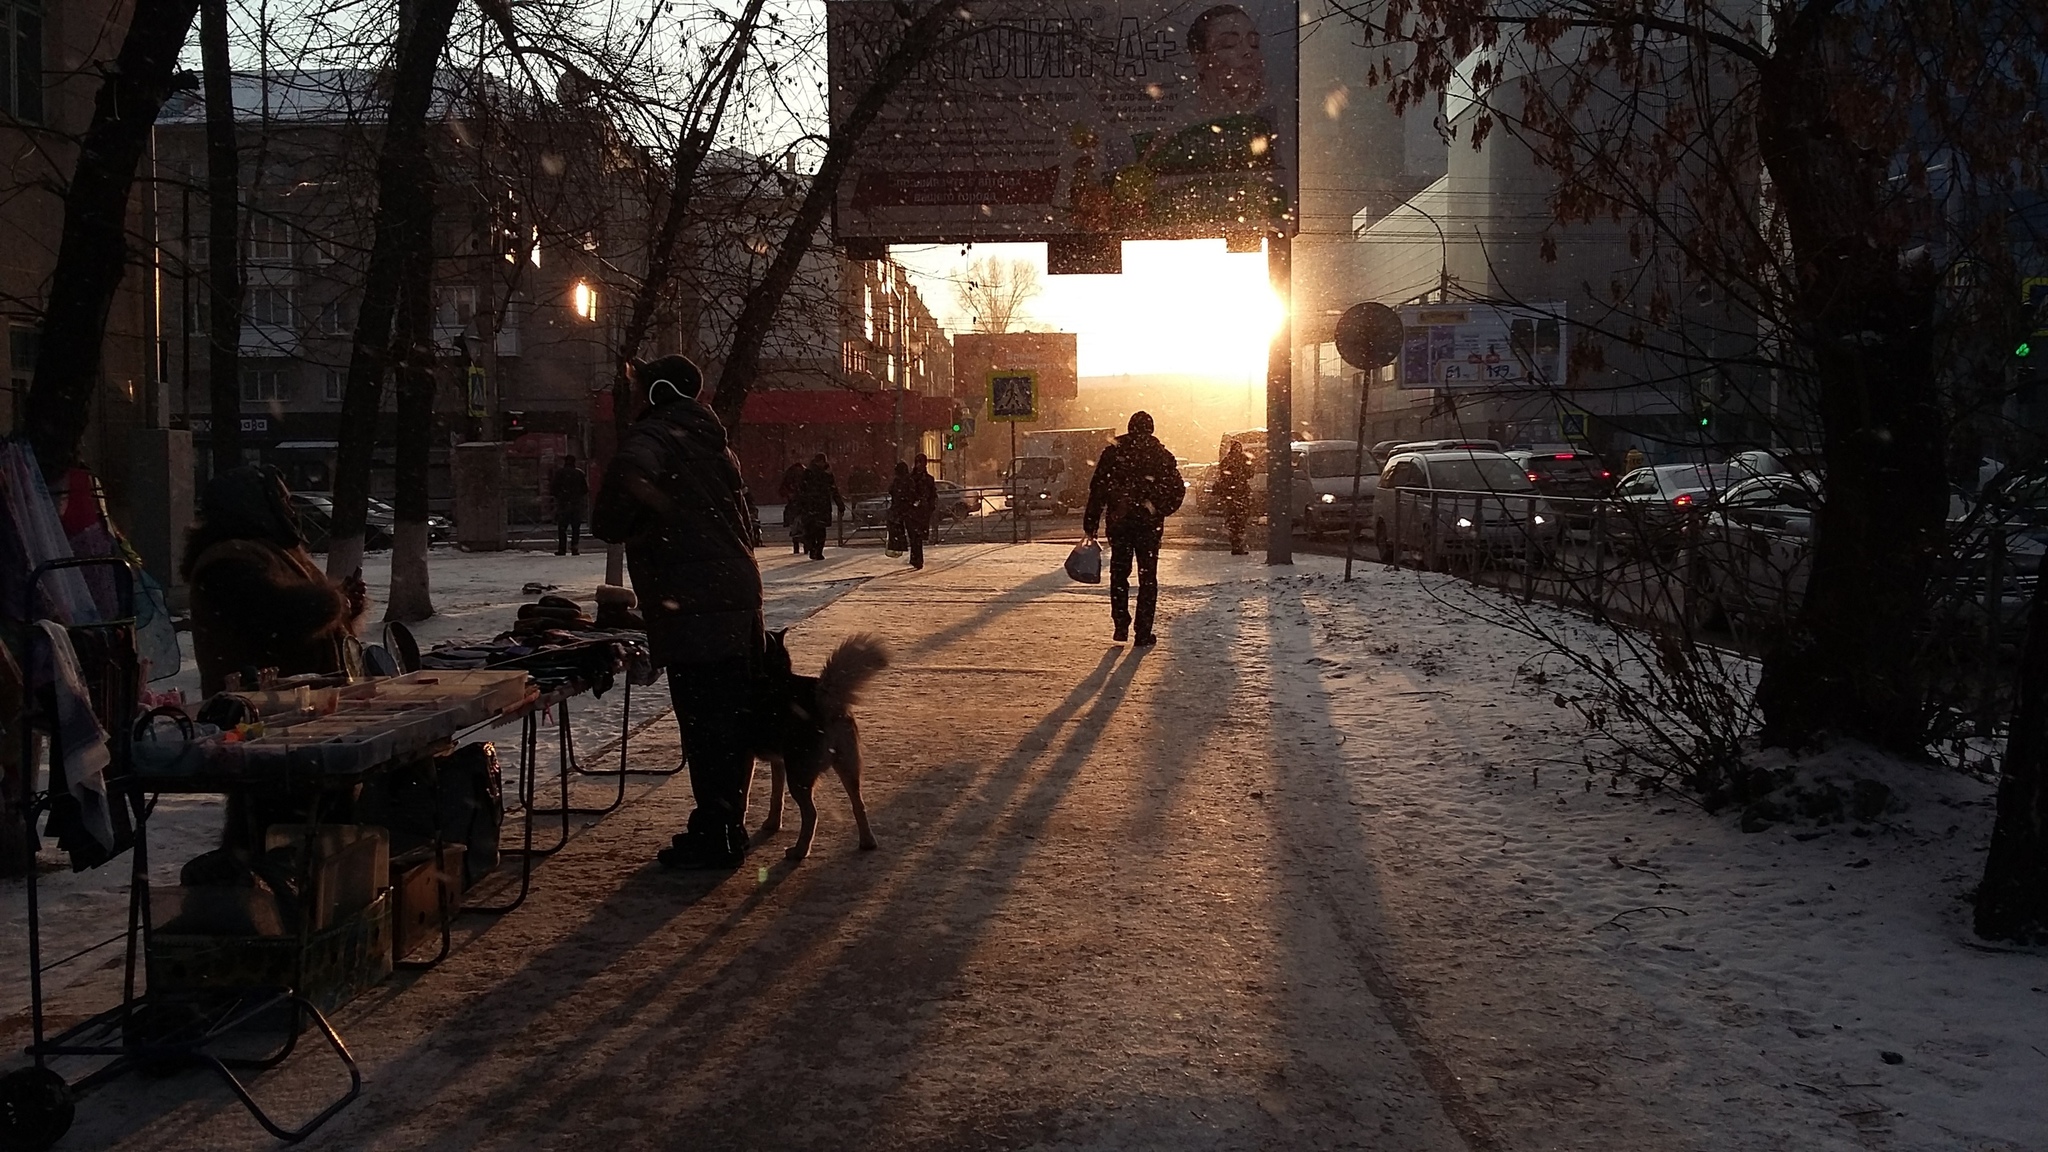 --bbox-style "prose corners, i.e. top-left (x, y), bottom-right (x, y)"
top-left (1334, 302), bottom-right (1403, 370)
